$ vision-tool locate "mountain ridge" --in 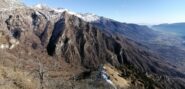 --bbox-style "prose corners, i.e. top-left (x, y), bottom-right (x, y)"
top-left (152, 22), bottom-right (185, 36)
top-left (0, 3), bottom-right (185, 89)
